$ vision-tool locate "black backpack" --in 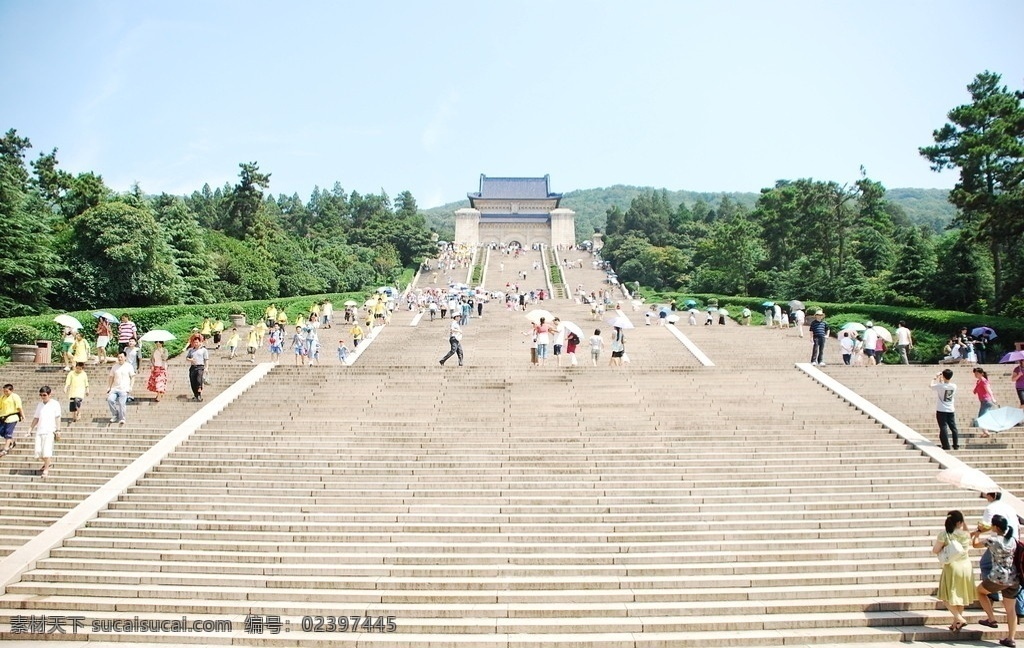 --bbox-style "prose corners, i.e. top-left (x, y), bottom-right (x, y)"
top-left (1013, 539), bottom-right (1024, 585)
